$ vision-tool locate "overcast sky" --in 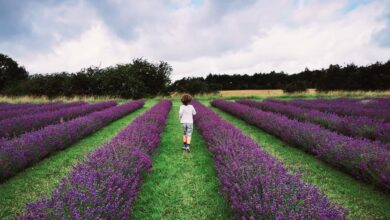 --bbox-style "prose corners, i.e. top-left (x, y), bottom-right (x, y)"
top-left (1, 0), bottom-right (389, 80)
